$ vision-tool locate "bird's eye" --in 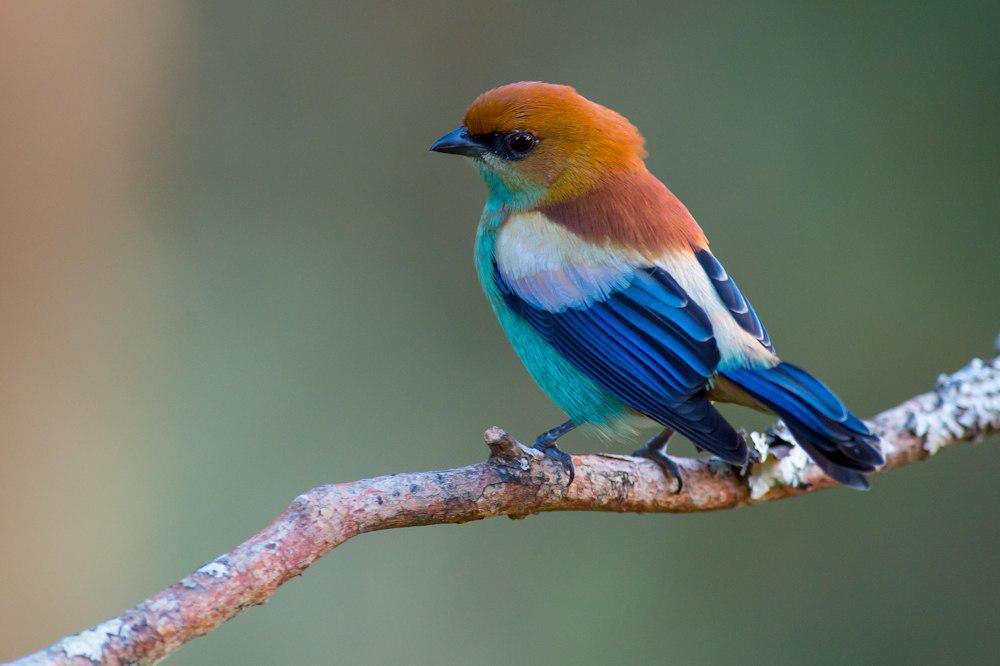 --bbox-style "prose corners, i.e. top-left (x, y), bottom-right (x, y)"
top-left (504, 131), bottom-right (537, 156)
